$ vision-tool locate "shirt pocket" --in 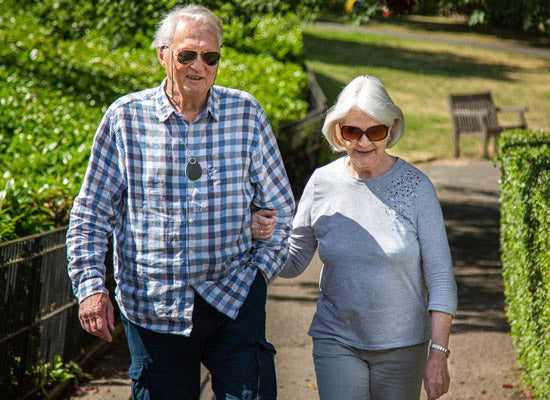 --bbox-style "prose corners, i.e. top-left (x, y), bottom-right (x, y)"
top-left (207, 150), bottom-right (251, 210)
top-left (140, 139), bottom-right (175, 203)
top-left (144, 167), bottom-right (168, 197)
